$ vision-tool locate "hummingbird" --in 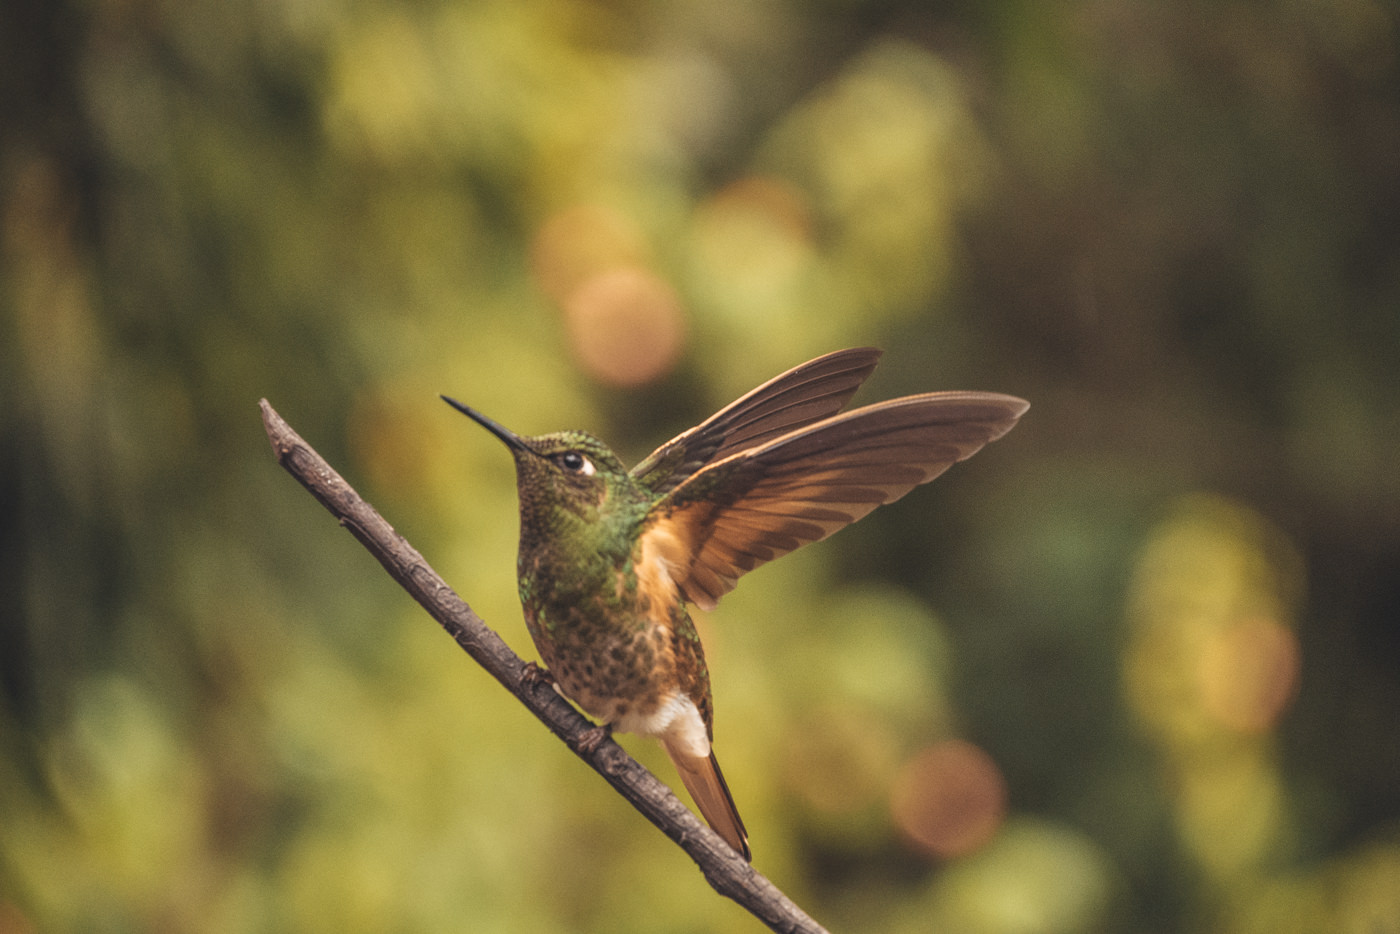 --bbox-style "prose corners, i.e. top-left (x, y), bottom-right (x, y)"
top-left (443, 347), bottom-right (1027, 861)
